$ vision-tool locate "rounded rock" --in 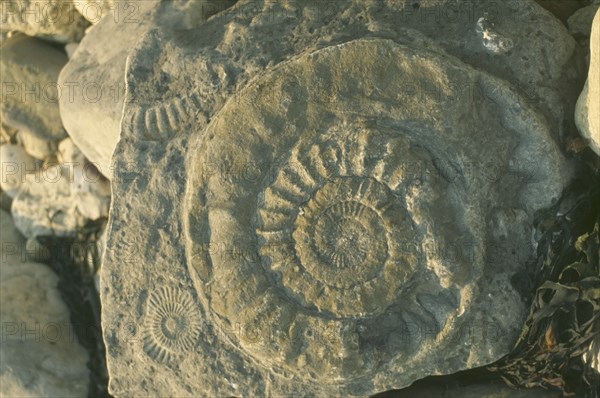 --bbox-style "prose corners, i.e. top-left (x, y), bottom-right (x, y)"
top-left (575, 9), bottom-right (600, 155)
top-left (0, 144), bottom-right (37, 197)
